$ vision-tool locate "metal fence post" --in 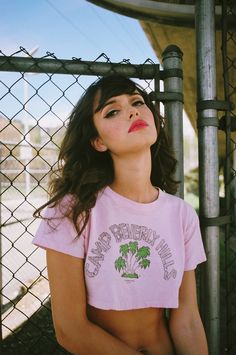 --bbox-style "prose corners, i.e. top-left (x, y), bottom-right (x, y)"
top-left (162, 45), bottom-right (184, 198)
top-left (195, 1), bottom-right (220, 354)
